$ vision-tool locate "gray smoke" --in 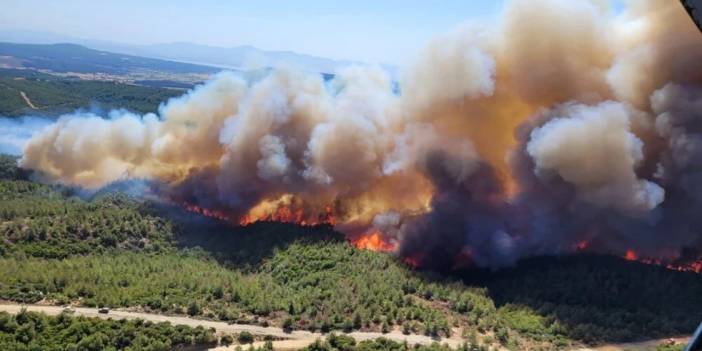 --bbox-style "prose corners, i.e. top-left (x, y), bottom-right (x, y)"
top-left (14, 0), bottom-right (702, 269)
